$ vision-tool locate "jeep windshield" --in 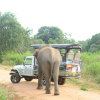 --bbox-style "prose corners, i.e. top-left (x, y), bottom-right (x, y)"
top-left (24, 58), bottom-right (32, 65)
